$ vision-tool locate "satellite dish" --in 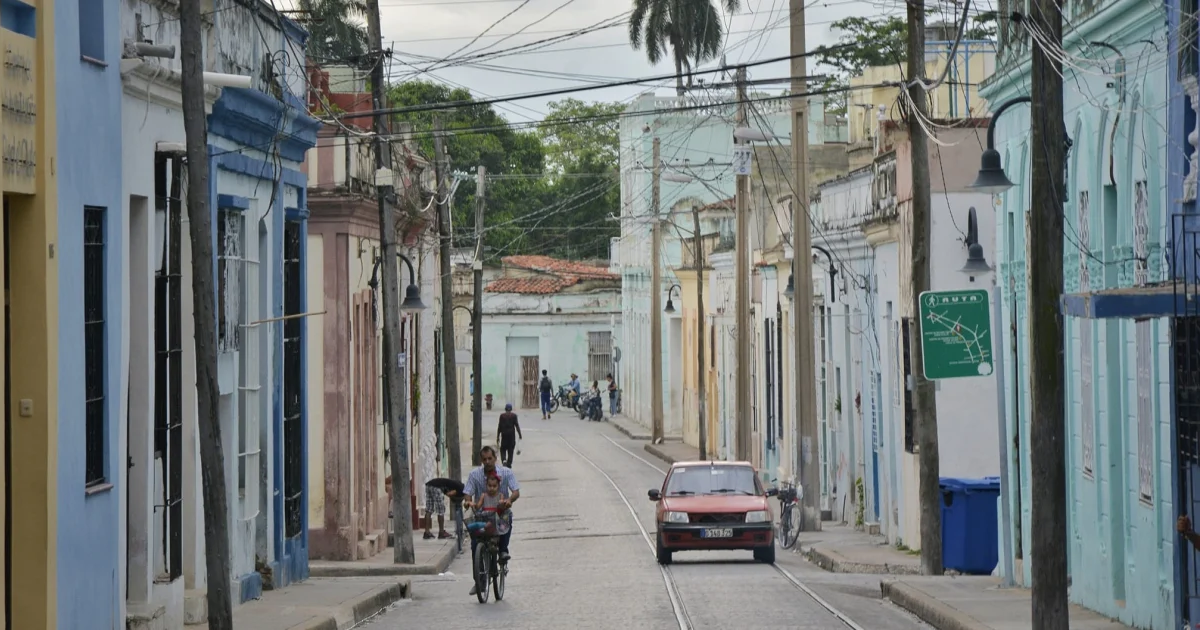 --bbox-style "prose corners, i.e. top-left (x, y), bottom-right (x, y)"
top-left (614, 347), bottom-right (622, 363)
